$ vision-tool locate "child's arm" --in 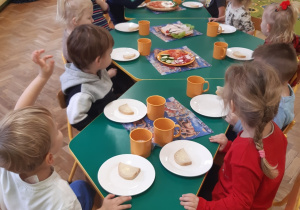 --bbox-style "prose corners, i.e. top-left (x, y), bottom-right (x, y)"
top-left (96, 0), bottom-right (109, 12)
top-left (218, 6), bottom-right (225, 18)
top-left (208, 15), bottom-right (225, 23)
top-left (98, 194), bottom-right (132, 210)
top-left (107, 67), bottom-right (117, 78)
top-left (14, 49), bottom-right (54, 110)
top-left (179, 193), bottom-right (199, 210)
top-left (209, 133), bottom-right (229, 152)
